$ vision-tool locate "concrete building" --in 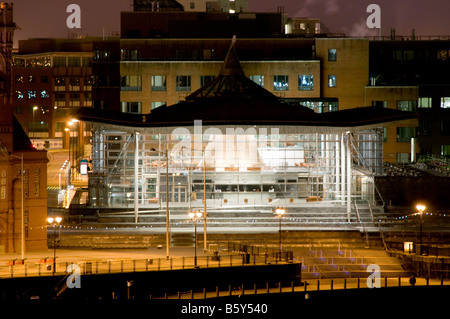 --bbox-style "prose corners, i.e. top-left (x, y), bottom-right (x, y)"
top-left (0, 3), bottom-right (48, 253)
